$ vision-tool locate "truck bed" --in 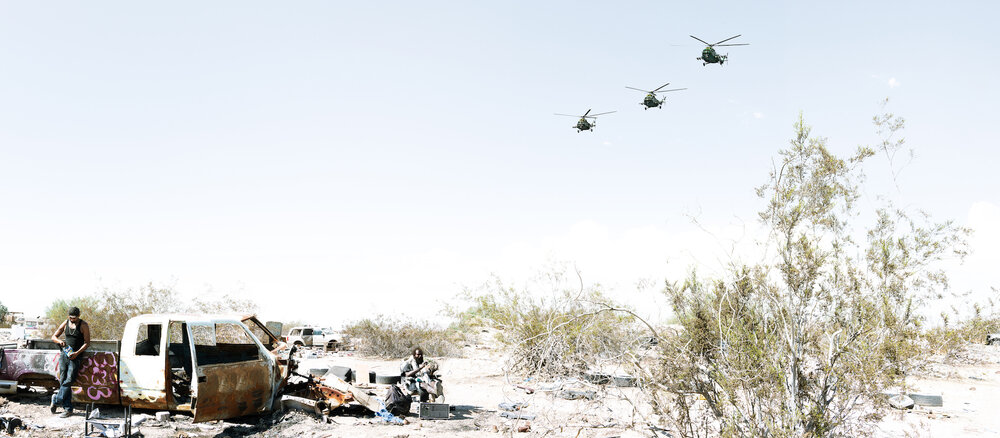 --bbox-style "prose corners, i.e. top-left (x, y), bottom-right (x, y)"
top-left (0, 338), bottom-right (121, 405)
